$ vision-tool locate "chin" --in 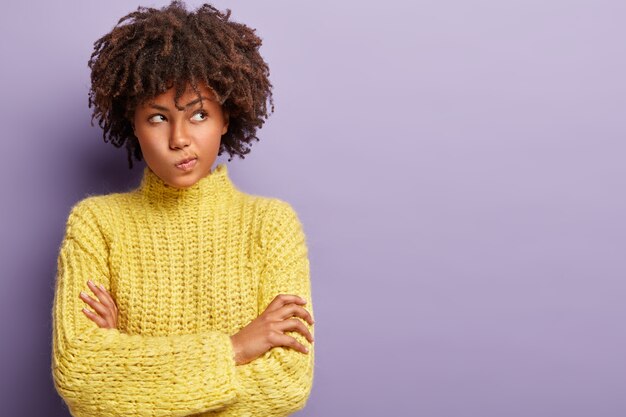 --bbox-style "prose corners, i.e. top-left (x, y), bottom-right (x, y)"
top-left (171, 176), bottom-right (198, 189)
